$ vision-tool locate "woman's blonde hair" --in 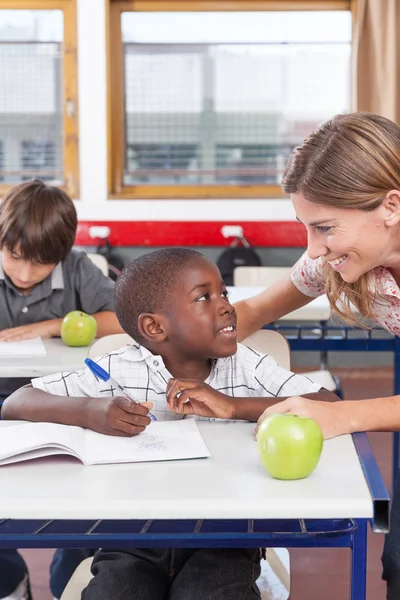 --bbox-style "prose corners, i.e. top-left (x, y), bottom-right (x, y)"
top-left (282, 112), bottom-right (400, 326)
